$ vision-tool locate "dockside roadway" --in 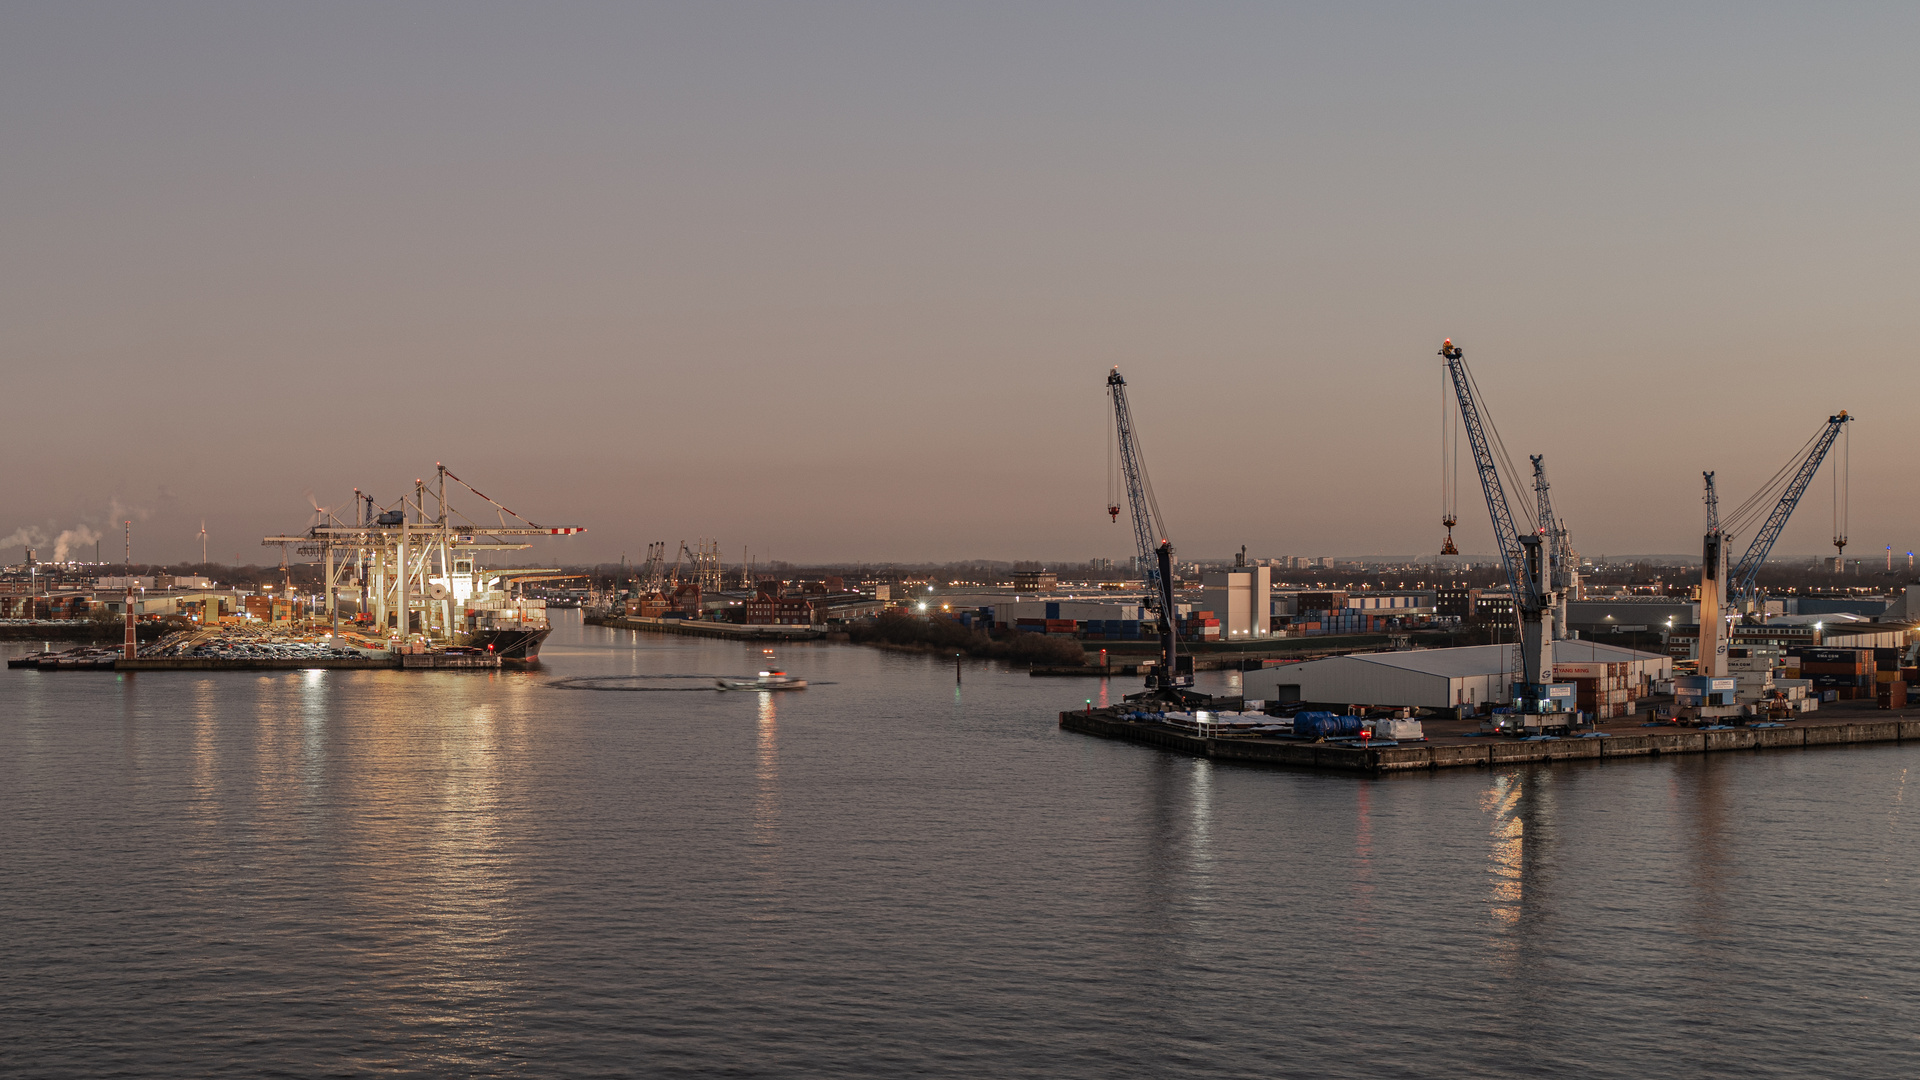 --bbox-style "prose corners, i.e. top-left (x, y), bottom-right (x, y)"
top-left (1061, 705), bottom-right (1920, 774)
